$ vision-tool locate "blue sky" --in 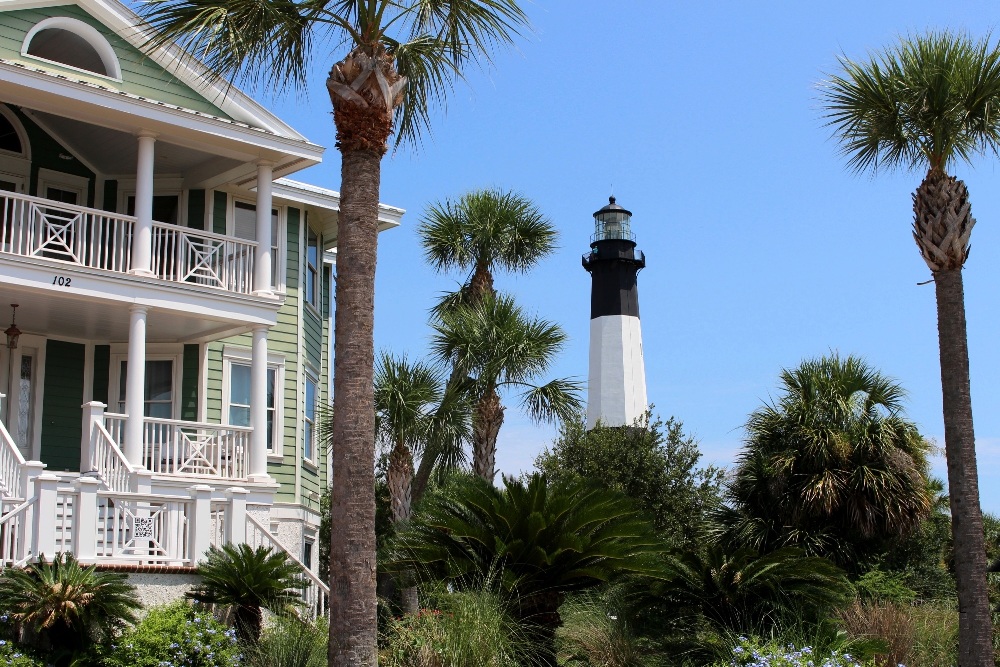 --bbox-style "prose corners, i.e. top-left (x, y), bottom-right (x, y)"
top-left (258, 1), bottom-right (1000, 514)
